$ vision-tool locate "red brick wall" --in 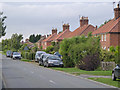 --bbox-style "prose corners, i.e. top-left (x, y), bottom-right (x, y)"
top-left (110, 33), bottom-right (120, 47)
top-left (100, 33), bottom-right (110, 50)
top-left (99, 33), bottom-right (120, 50)
top-left (42, 41), bottom-right (52, 50)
